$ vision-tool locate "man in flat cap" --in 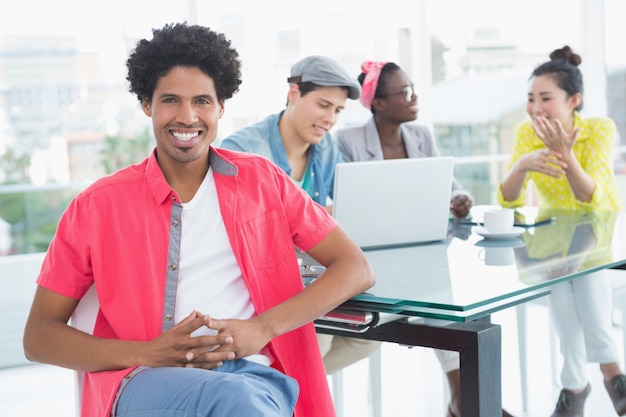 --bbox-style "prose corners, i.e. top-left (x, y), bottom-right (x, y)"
top-left (221, 55), bottom-right (380, 375)
top-left (221, 55), bottom-right (359, 213)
